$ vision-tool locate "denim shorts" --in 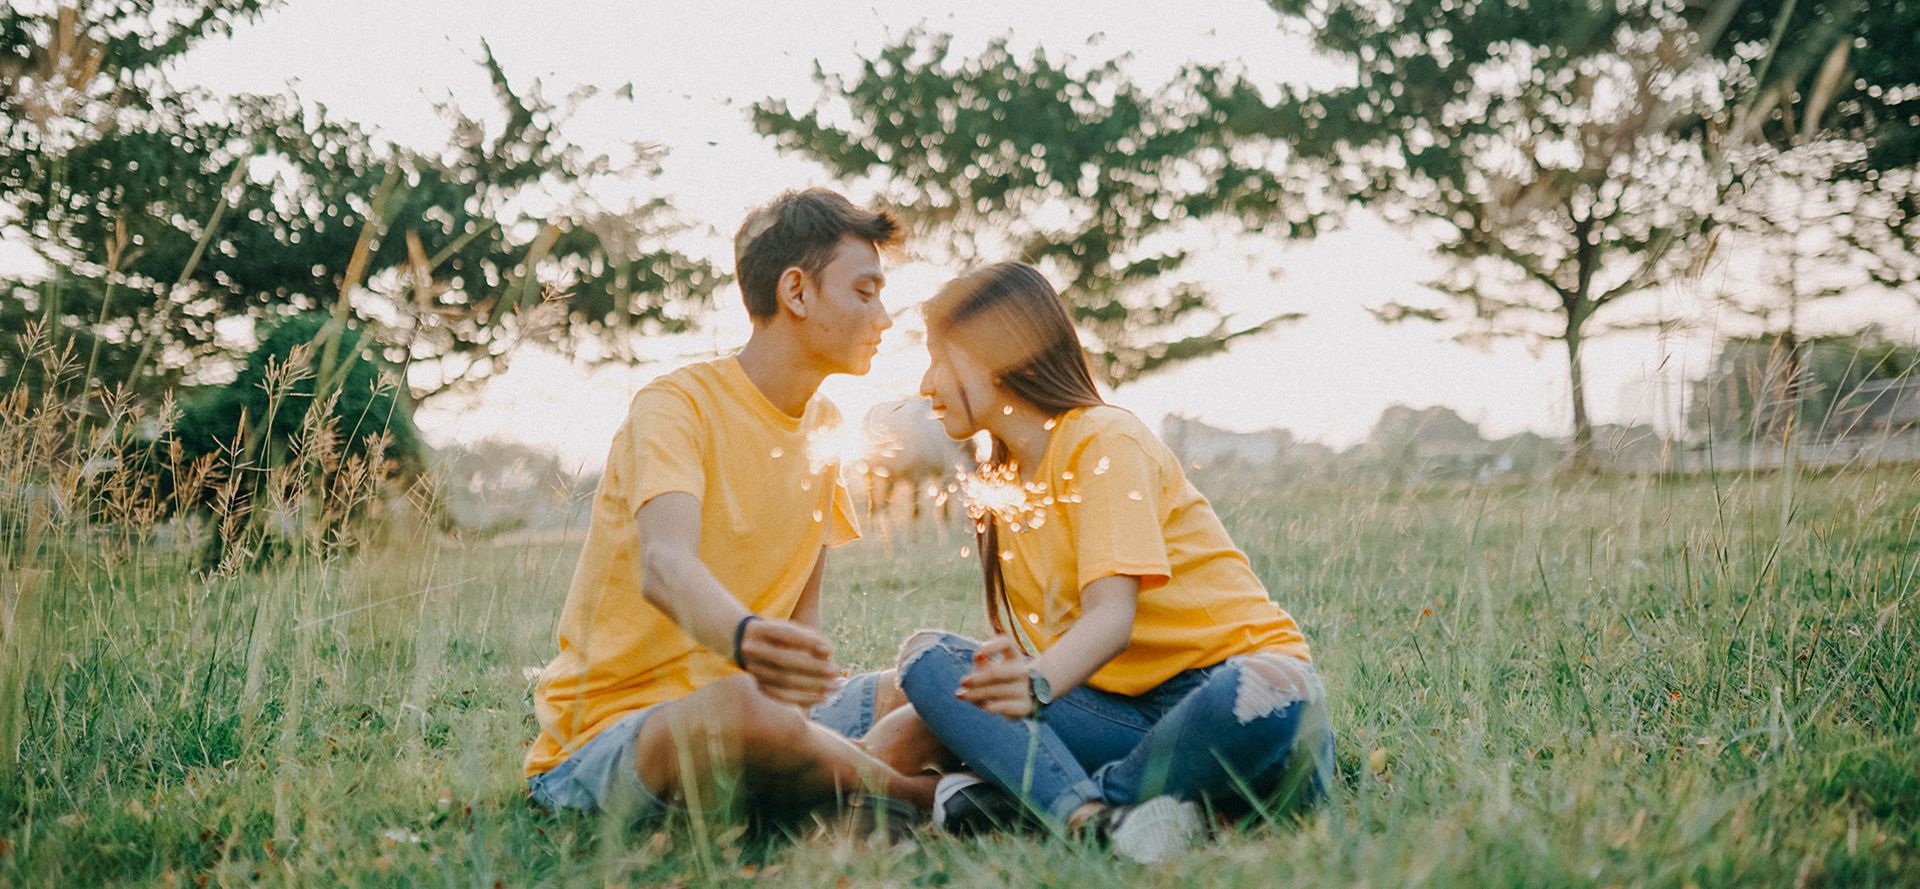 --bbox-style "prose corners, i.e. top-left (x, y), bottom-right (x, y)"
top-left (809, 669), bottom-right (884, 741)
top-left (527, 707), bottom-right (666, 820)
top-left (526, 670), bottom-right (887, 817)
